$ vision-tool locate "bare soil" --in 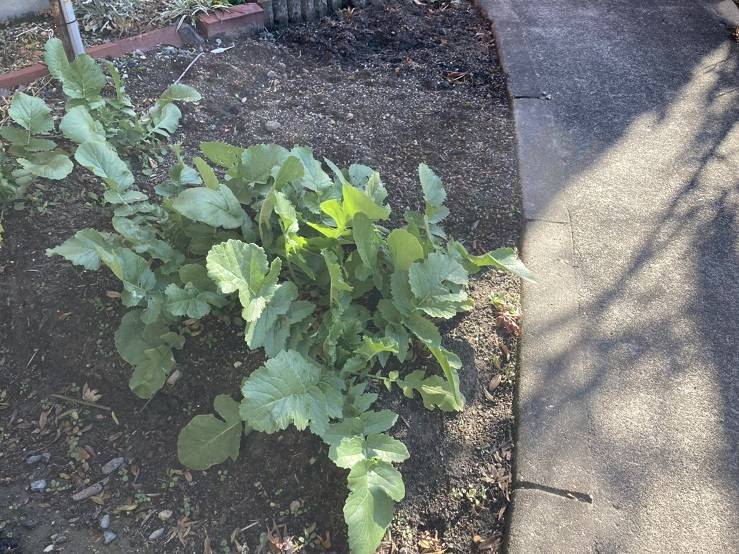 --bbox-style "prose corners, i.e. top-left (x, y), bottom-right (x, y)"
top-left (0, 2), bottom-right (522, 552)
